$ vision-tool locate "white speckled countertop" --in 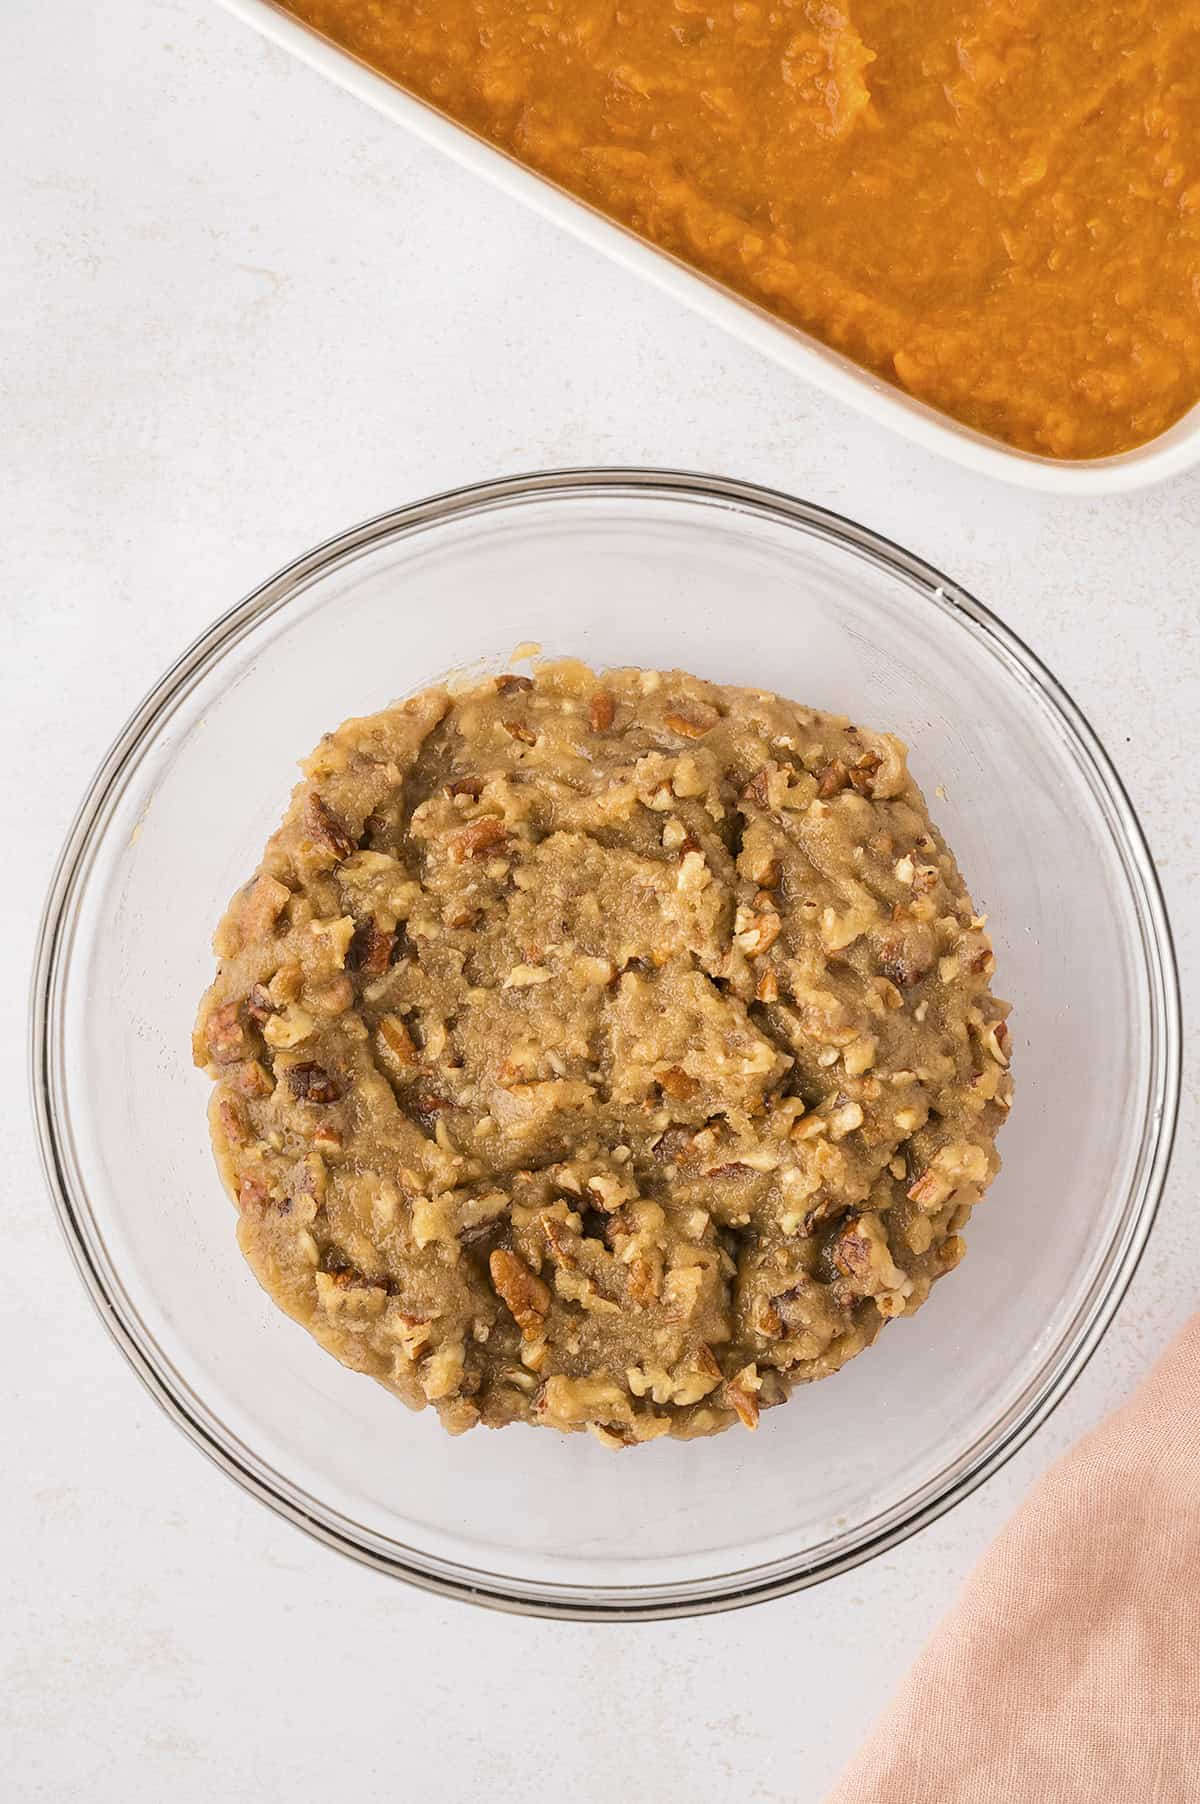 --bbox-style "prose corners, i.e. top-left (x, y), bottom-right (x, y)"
top-left (3, 3), bottom-right (1197, 1798)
